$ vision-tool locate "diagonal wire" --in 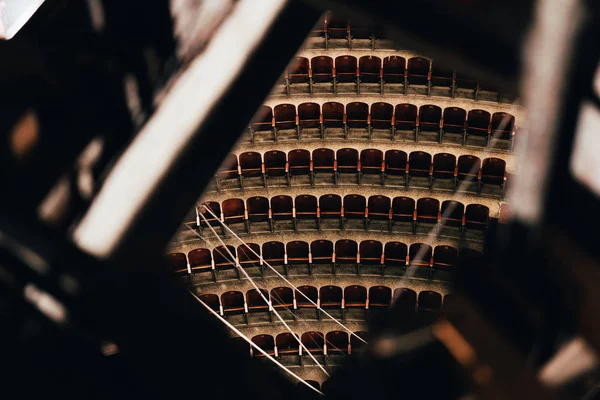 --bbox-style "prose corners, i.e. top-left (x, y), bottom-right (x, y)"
top-left (202, 204), bottom-right (367, 344)
top-left (196, 213), bottom-right (331, 377)
top-left (189, 290), bottom-right (324, 396)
